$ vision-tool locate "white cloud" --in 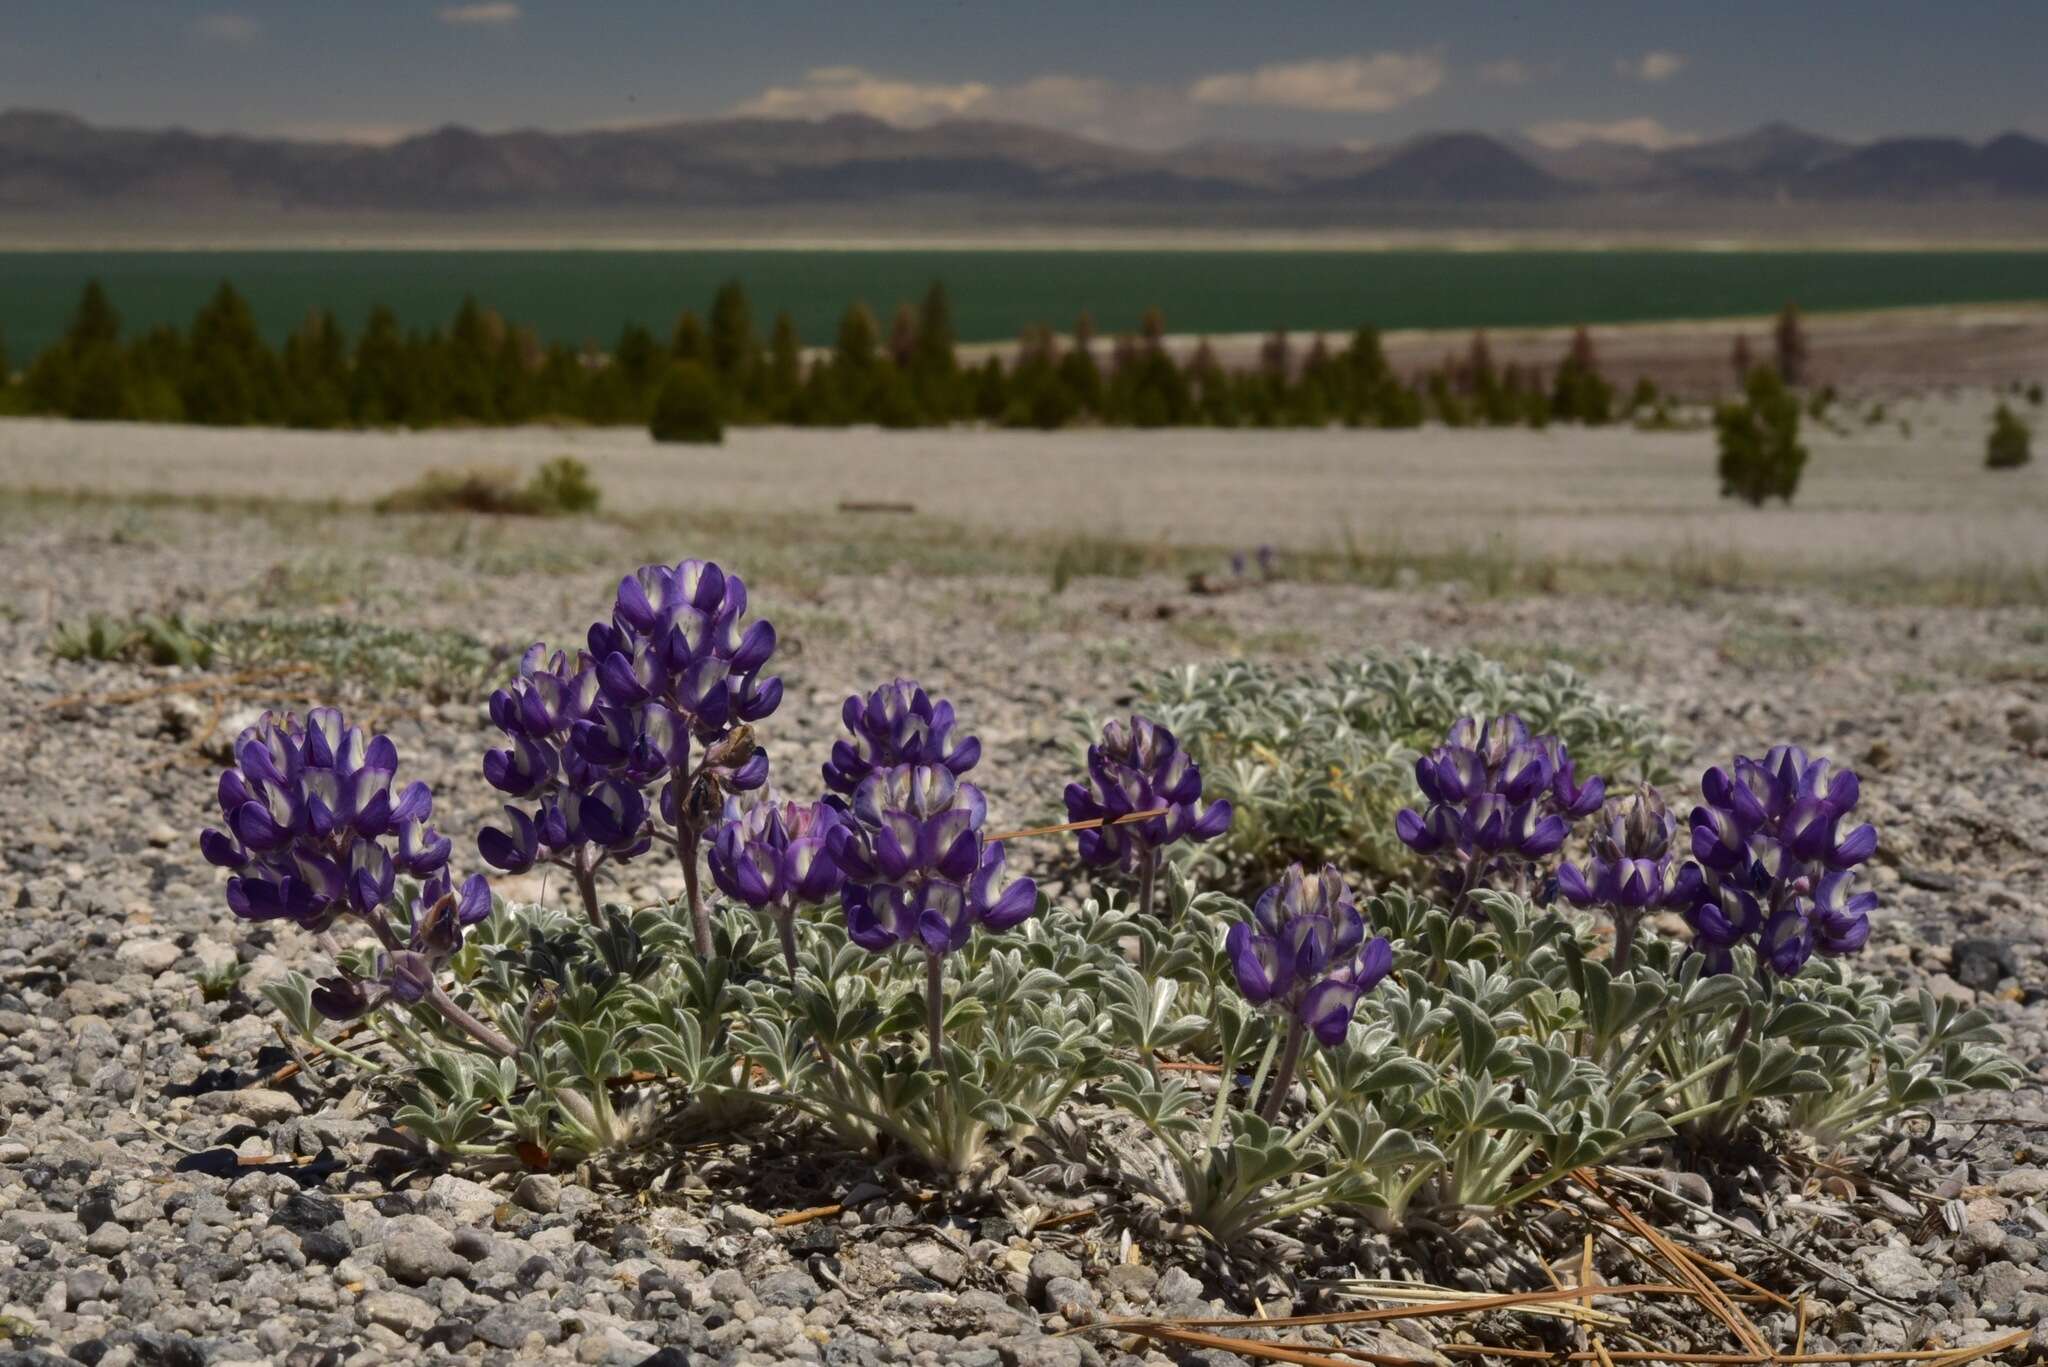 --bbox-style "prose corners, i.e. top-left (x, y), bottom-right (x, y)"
top-left (438, 3), bottom-right (521, 25)
top-left (1477, 59), bottom-right (1535, 87)
top-left (1614, 50), bottom-right (1685, 83)
top-left (1188, 51), bottom-right (1444, 113)
top-left (728, 67), bottom-right (1201, 148)
top-left (1524, 116), bottom-right (1699, 150)
top-left (733, 66), bottom-right (993, 124)
top-left (193, 12), bottom-right (259, 43)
